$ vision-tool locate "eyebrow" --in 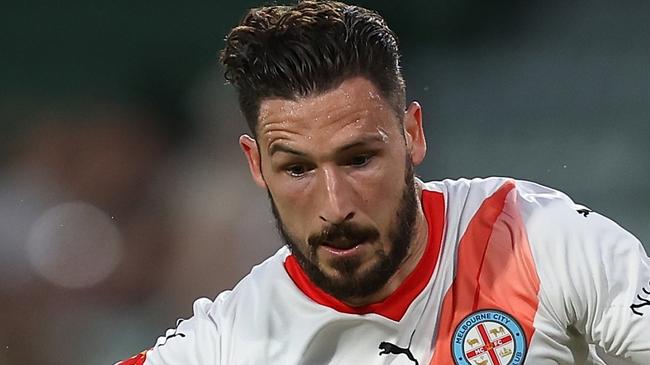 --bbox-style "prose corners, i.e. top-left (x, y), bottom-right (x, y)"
top-left (269, 135), bottom-right (386, 157)
top-left (269, 144), bottom-right (307, 157)
top-left (337, 135), bottom-right (386, 152)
